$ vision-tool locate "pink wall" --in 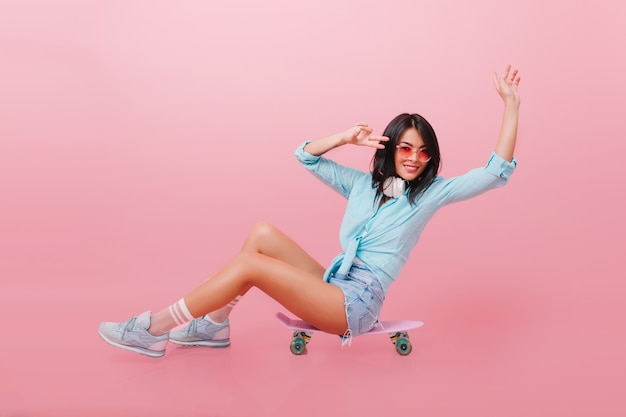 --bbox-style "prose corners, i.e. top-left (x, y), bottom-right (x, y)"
top-left (1, 1), bottom-right (625, 416)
